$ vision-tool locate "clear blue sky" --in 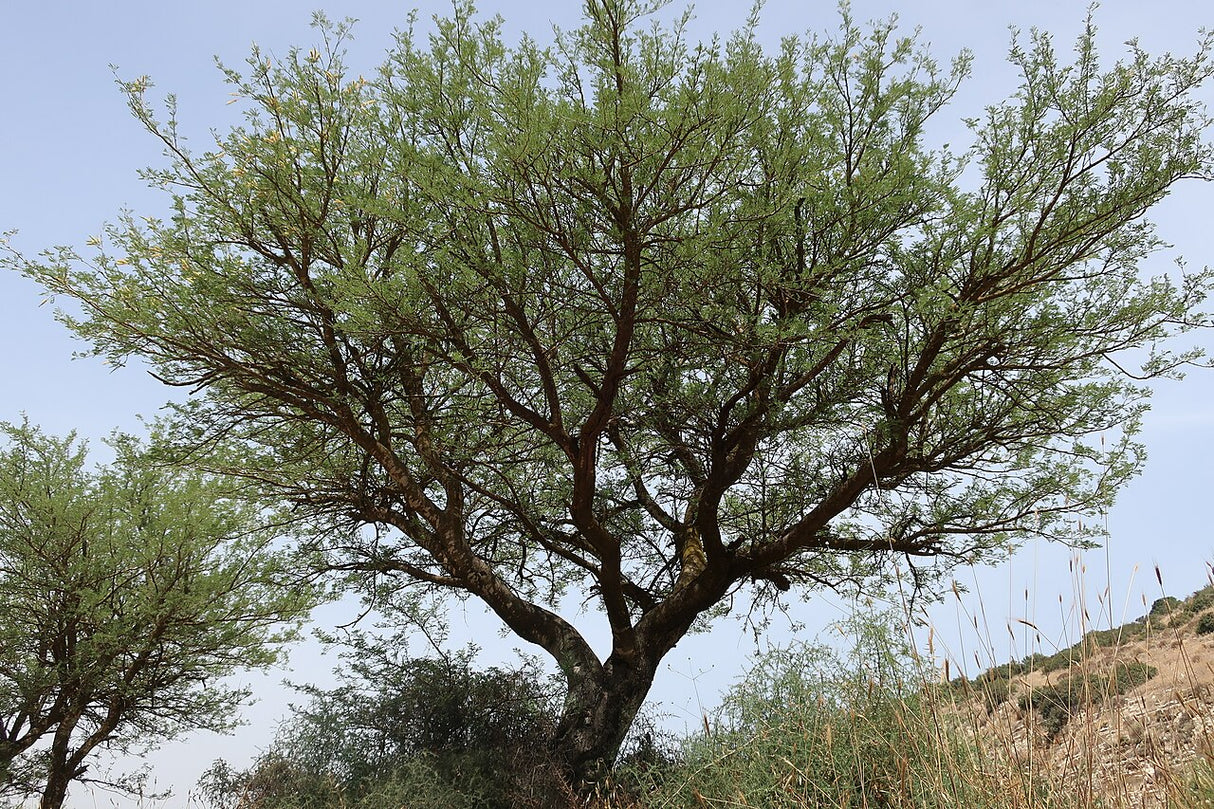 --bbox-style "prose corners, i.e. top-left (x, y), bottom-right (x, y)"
top-left (2, 1), bottom-right (1212, 806)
